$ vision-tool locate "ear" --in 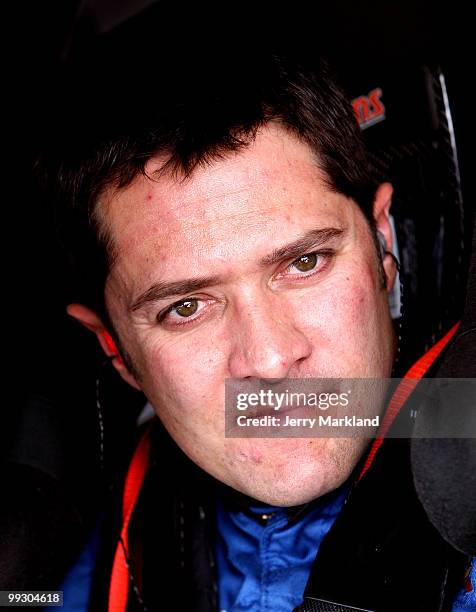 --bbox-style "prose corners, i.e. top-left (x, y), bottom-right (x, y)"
top-left (67, 303), bottom-right (142, 391)
top-left (372, 182), bottom-right (397, 292)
